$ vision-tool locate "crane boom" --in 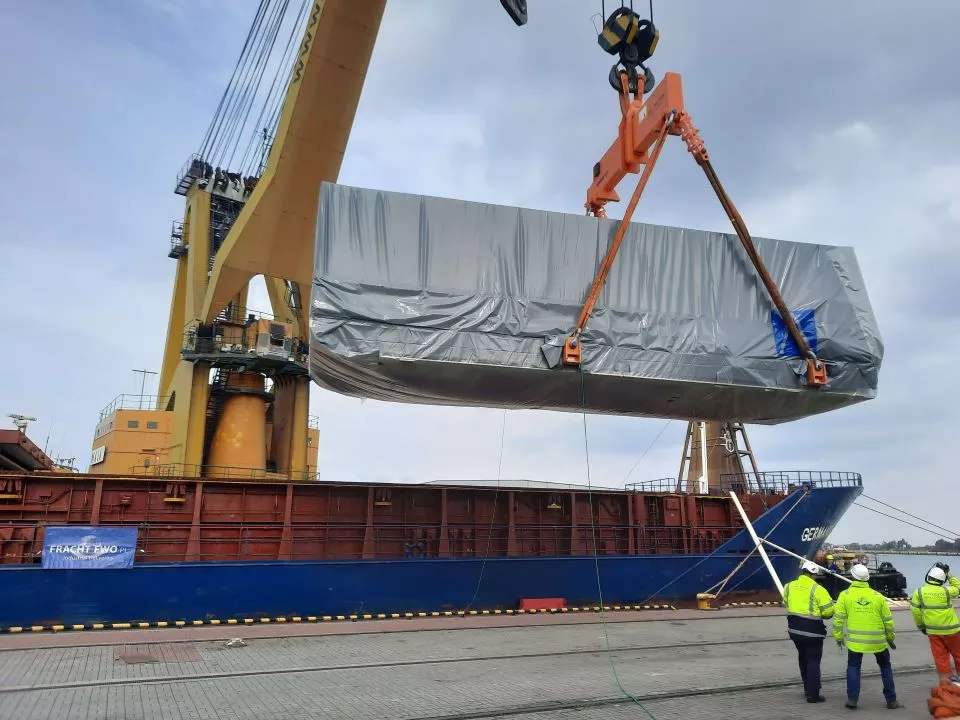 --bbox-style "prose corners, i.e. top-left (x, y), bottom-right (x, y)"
top-left (199, 0), bottom-right (386, 327)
